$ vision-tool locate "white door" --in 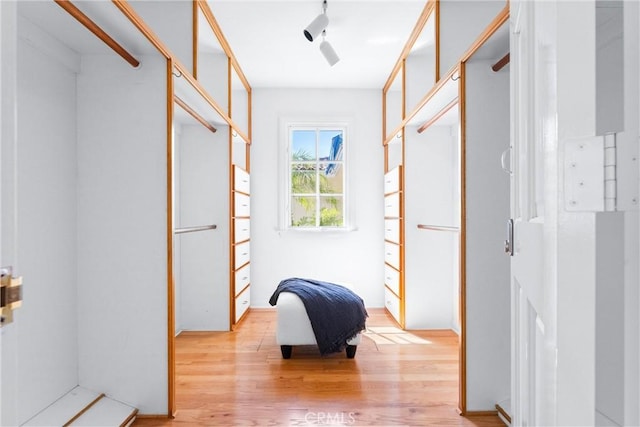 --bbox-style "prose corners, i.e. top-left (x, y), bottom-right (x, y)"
top-left (509, 1), bottom-right (554, 424)
top-left (511, 1), bottom-right (601, 425)
top-left (0, 2), bottom-right (18, 425)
